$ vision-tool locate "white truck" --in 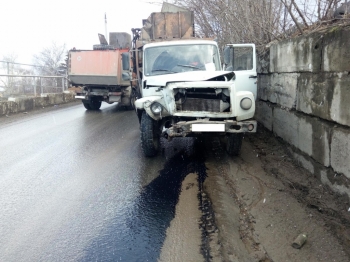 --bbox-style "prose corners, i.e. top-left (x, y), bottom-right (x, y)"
top-left (131, 4), bottom-right (257, 157)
